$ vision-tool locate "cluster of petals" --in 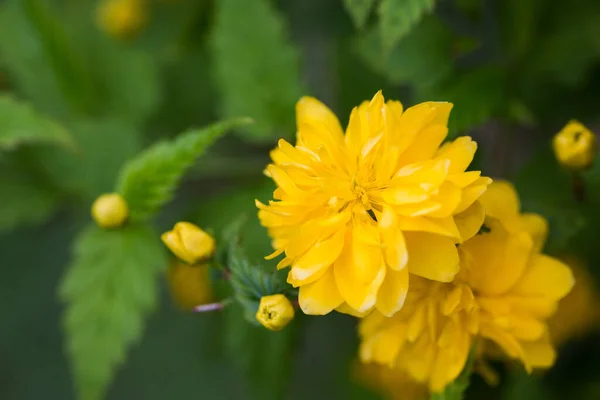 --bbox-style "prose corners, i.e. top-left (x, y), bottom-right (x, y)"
top-left (257, 91), bottom-right (491, 317)
top-left (358, 181), bottom-right (574, 392)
